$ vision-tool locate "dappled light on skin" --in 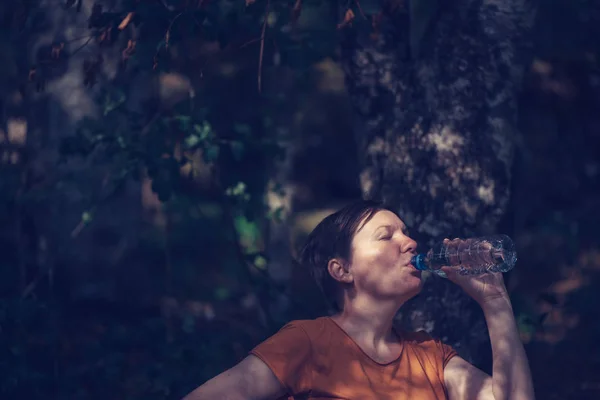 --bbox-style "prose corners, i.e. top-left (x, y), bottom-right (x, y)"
top-left (444, 357), bottom-right (489, 400)
top-left (486, 305), bottom-right (521, 397)
top-left (344, 210), bottom-right (421, 306)
top-left (354, 264), bottom-right (423, 307)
